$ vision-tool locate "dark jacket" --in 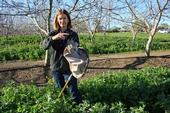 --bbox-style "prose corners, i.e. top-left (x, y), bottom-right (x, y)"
top-left (42, 28), bottom-right (79, 74)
